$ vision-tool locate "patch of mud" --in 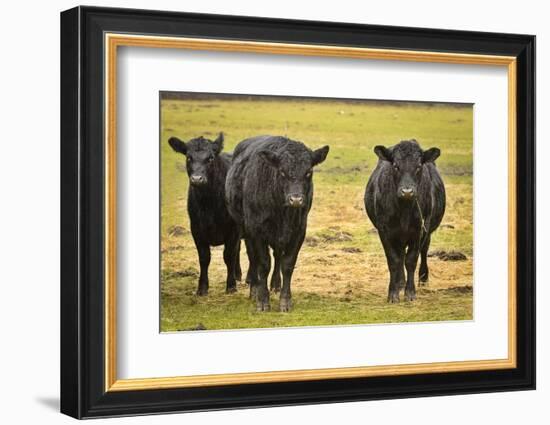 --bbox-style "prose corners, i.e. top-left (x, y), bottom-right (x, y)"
top-left (161, 244), bottom-right (185, 254)
top-left (440, 224), bottom-right (455, 229)
top-left (439, 285), bottom-right (473, 294)
top-left (428, 250), bottom-right (468, 261)
top-left (341, 247), bottom-right (362, 253)
top-left (164, 268), bottom-right (199, 279)
top-left (180, 323), bottom-right (207, 331)
top-left (306, 228), bottom-right (353, 247)
top-left (168, 225), bottom-right (188, 237)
